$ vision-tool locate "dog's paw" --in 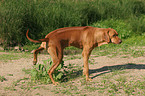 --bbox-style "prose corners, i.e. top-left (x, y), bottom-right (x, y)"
top-left (33, 61), bottom-right (37, 65)
top-left (83, 72), bottom-right (86, 76)
top-left (53, 82), bottom-right (60, 86)
top-left (86, 78), bottom-right (92, 81)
